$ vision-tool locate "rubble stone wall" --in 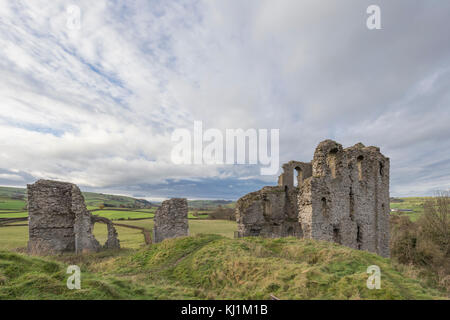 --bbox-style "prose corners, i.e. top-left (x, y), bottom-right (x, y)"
top-left (27, 180), bottom-right (120, 255)
top-left (236, 140), bottom-right (390, 257)
top-left (153, 198), bottom-right (189, 243)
